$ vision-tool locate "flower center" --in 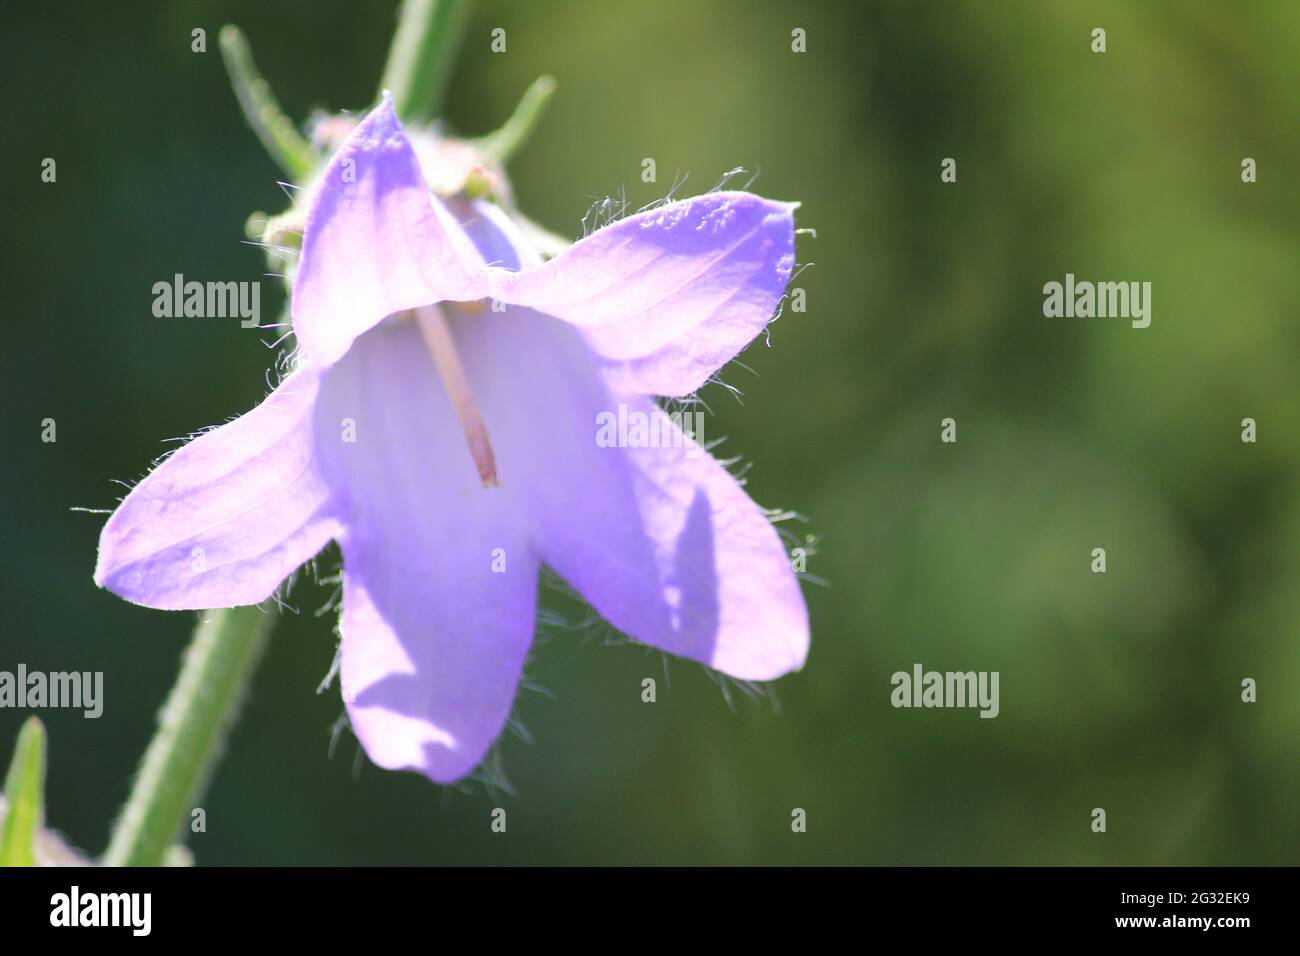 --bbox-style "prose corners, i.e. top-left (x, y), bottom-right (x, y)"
top-left (411, 304), bottom-right (499, 488)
